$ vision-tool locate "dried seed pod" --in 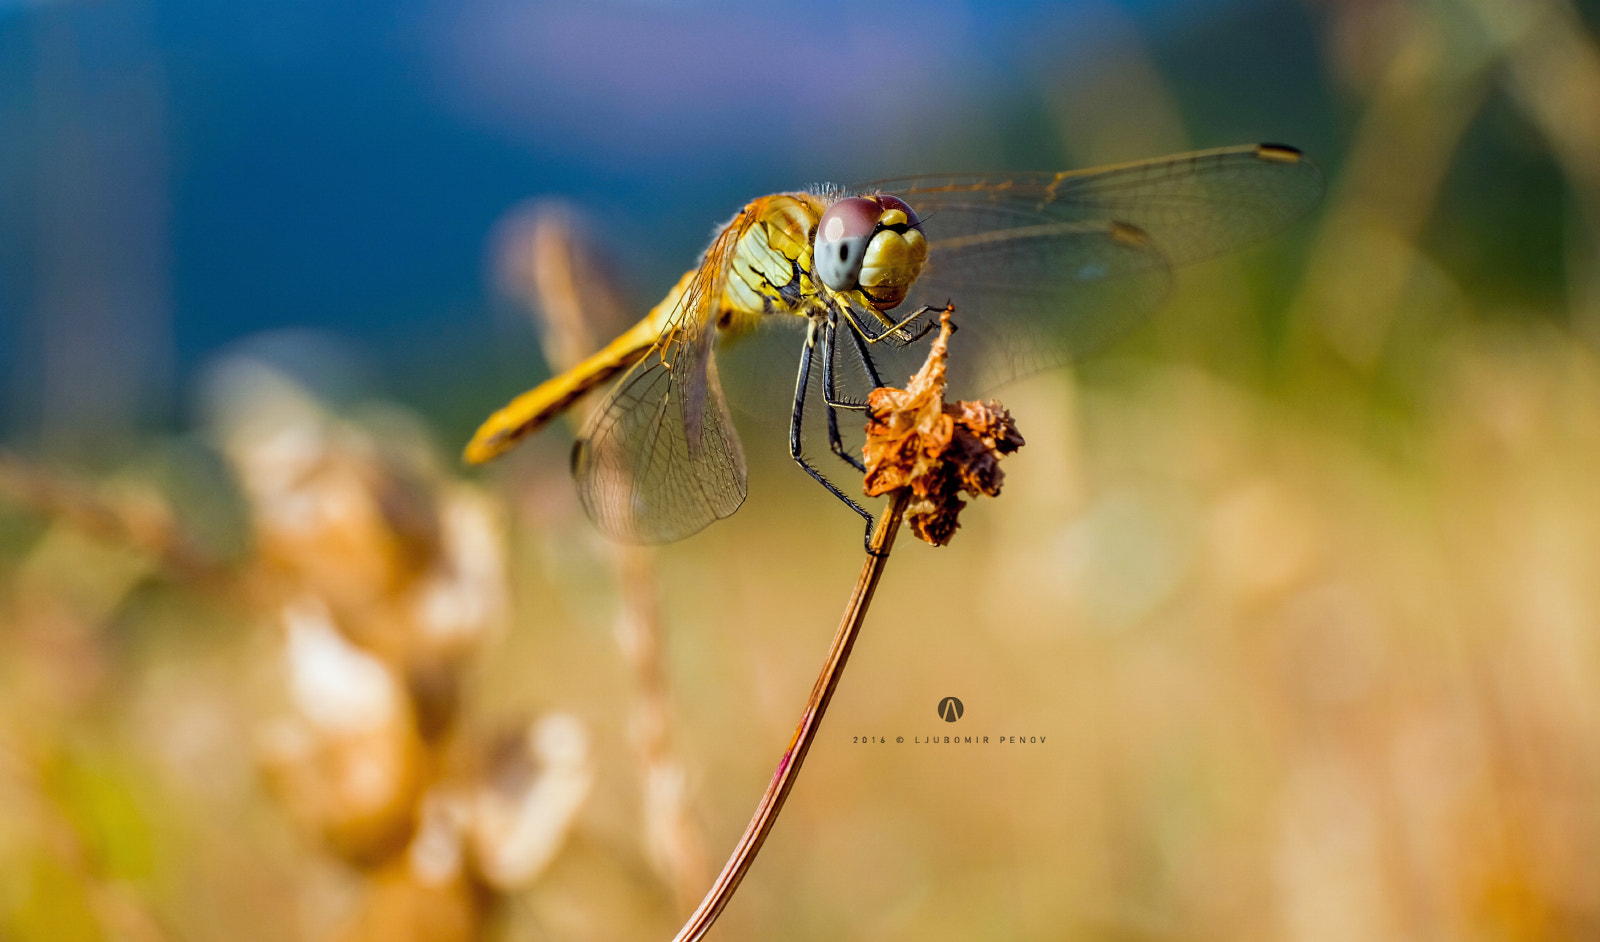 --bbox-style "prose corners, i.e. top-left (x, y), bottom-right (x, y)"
top-left (862, 306), bottom-right (1024, 546)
